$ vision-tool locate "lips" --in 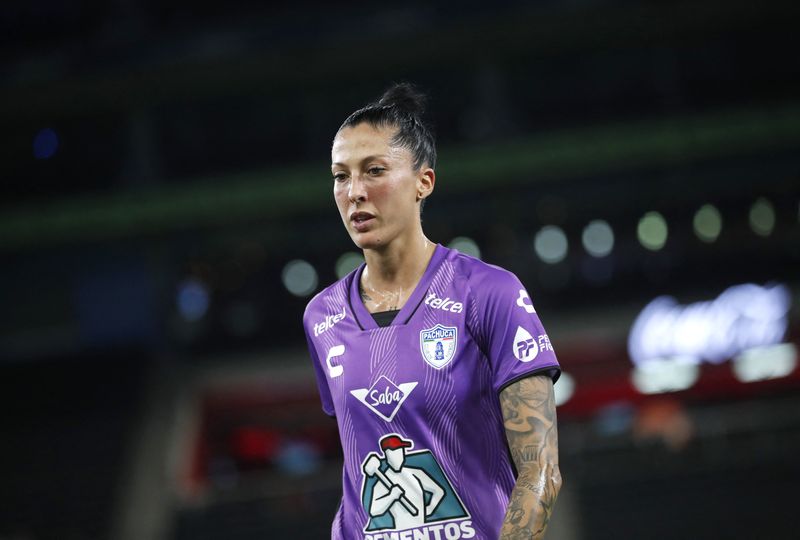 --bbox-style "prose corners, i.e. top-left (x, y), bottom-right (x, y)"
top-left (349, 211), bottom-right (376, 232)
